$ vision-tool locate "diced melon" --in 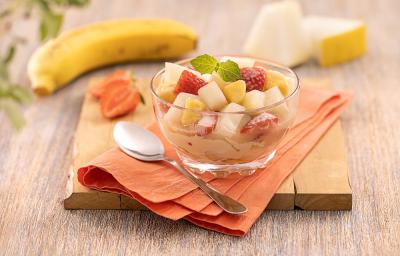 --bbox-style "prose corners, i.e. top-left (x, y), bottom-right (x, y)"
top-left (164, 62), bottom-right (201, 84)
top-left (223, 80), bottom-right (246, 104)
top-left (164, 92), bottom-right (199, 124)
top-left (156, 82), bottom-right (176, 103)
top-left (220, 56), bottom-right (255, 68)
top-left (264, 70), bottom-right (290, 96)
top-left (264, 86), bottom-right (289, 119)
top-left (214, 103), bottom-right (251, 137)
top-left (198, 81), bottom-right (228, 111)
top-left (303, 16), bottom-right (366, 67)
top-left (242, 90), bottom-right (265, 110)
top-left (181, 98), bottom-right (206, 126)
top-left (211, 72), bottom-right (229, 89)
top-left (243, 0), bottom-right (310, 67)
